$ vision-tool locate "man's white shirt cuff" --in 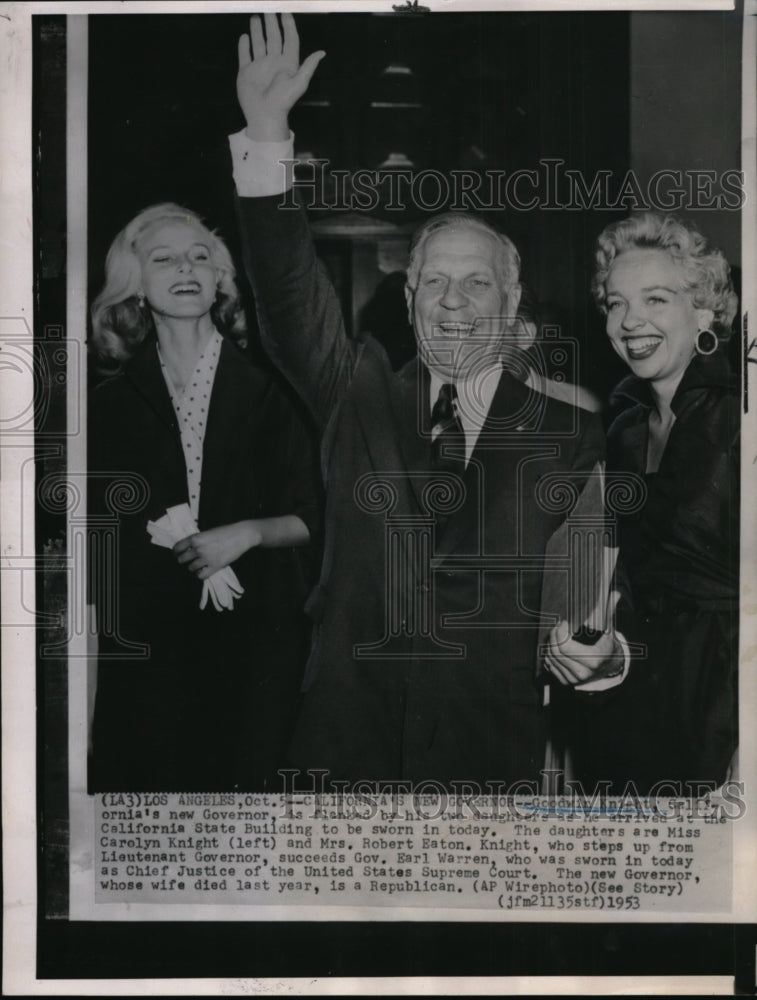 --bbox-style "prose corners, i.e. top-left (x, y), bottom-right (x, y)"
top-left (229, 128), bottom-right (295, 197)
